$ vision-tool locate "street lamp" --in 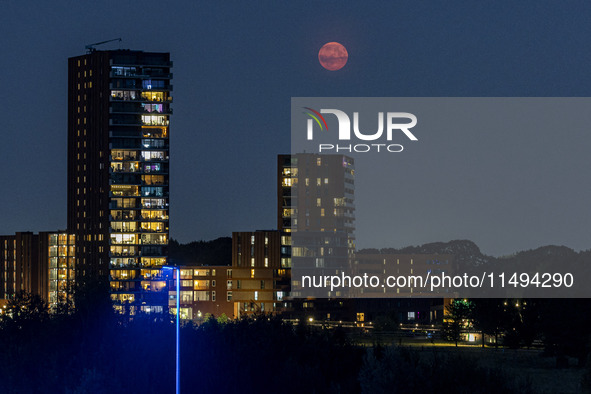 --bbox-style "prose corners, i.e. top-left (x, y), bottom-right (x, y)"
top-left (162, 265), bottom-right (180, 394)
